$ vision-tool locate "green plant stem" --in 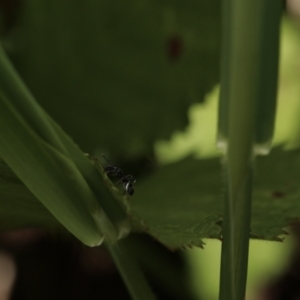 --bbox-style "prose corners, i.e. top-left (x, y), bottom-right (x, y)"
top-left (218, 0), bottom-right (281, 297)
top-left (108, 239), bottom-right (157, 300)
